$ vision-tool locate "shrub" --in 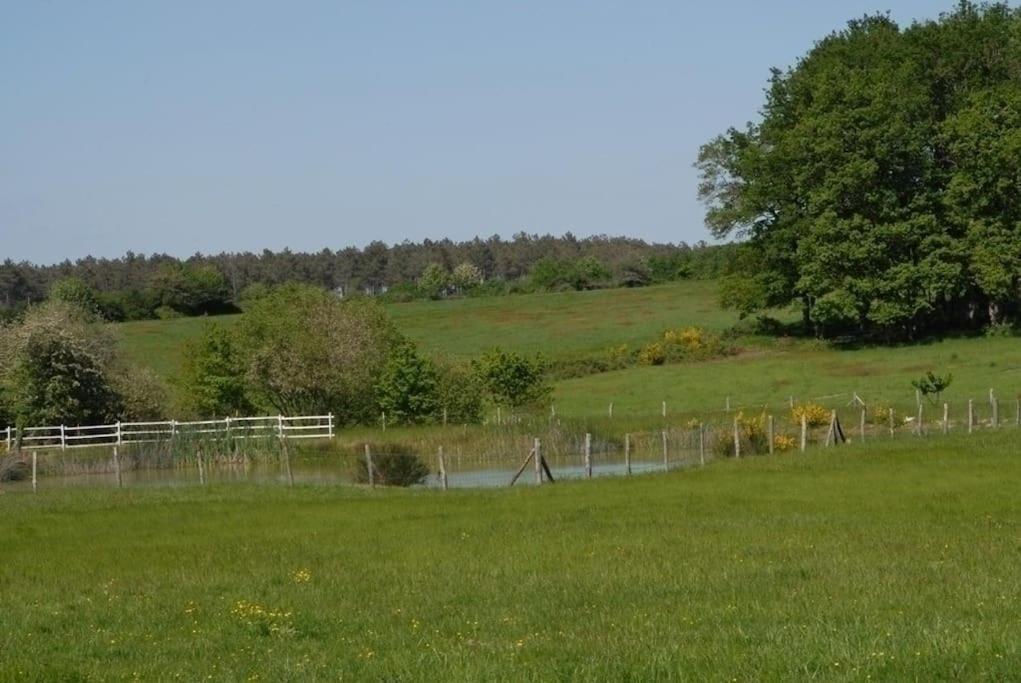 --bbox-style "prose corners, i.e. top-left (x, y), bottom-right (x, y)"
top-left (638, 342), bottom-right (667, 366)
top-left (791, 403), bottom-right (830, 427)
top-left (472, 349), bottom-right (551, 408)
top-left (434, 360), bottom-right (484, 424)
top-left (355, 445), bottom-right (429, 487)
top-left (773, 433), bottom-right (796, 452)
top-left (376, 344), bottom-right (439, 425)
